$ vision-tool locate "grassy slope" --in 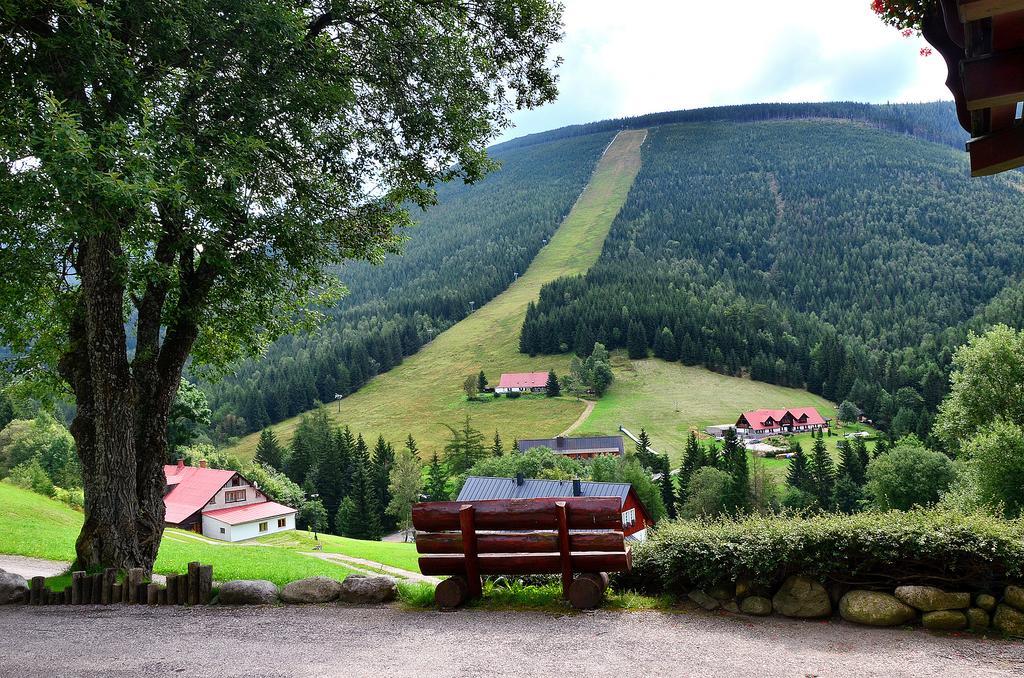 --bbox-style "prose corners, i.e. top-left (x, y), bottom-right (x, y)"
top-left (230, 129), bottom-right (649, 459)
top-left (578, 354), bottom-right (839, 465)
top-left (0, 483), bottom-right (419, 585)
